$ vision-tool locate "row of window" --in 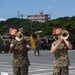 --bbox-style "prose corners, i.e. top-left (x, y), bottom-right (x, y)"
top-left (27, 15), bottom-right (48, 17)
